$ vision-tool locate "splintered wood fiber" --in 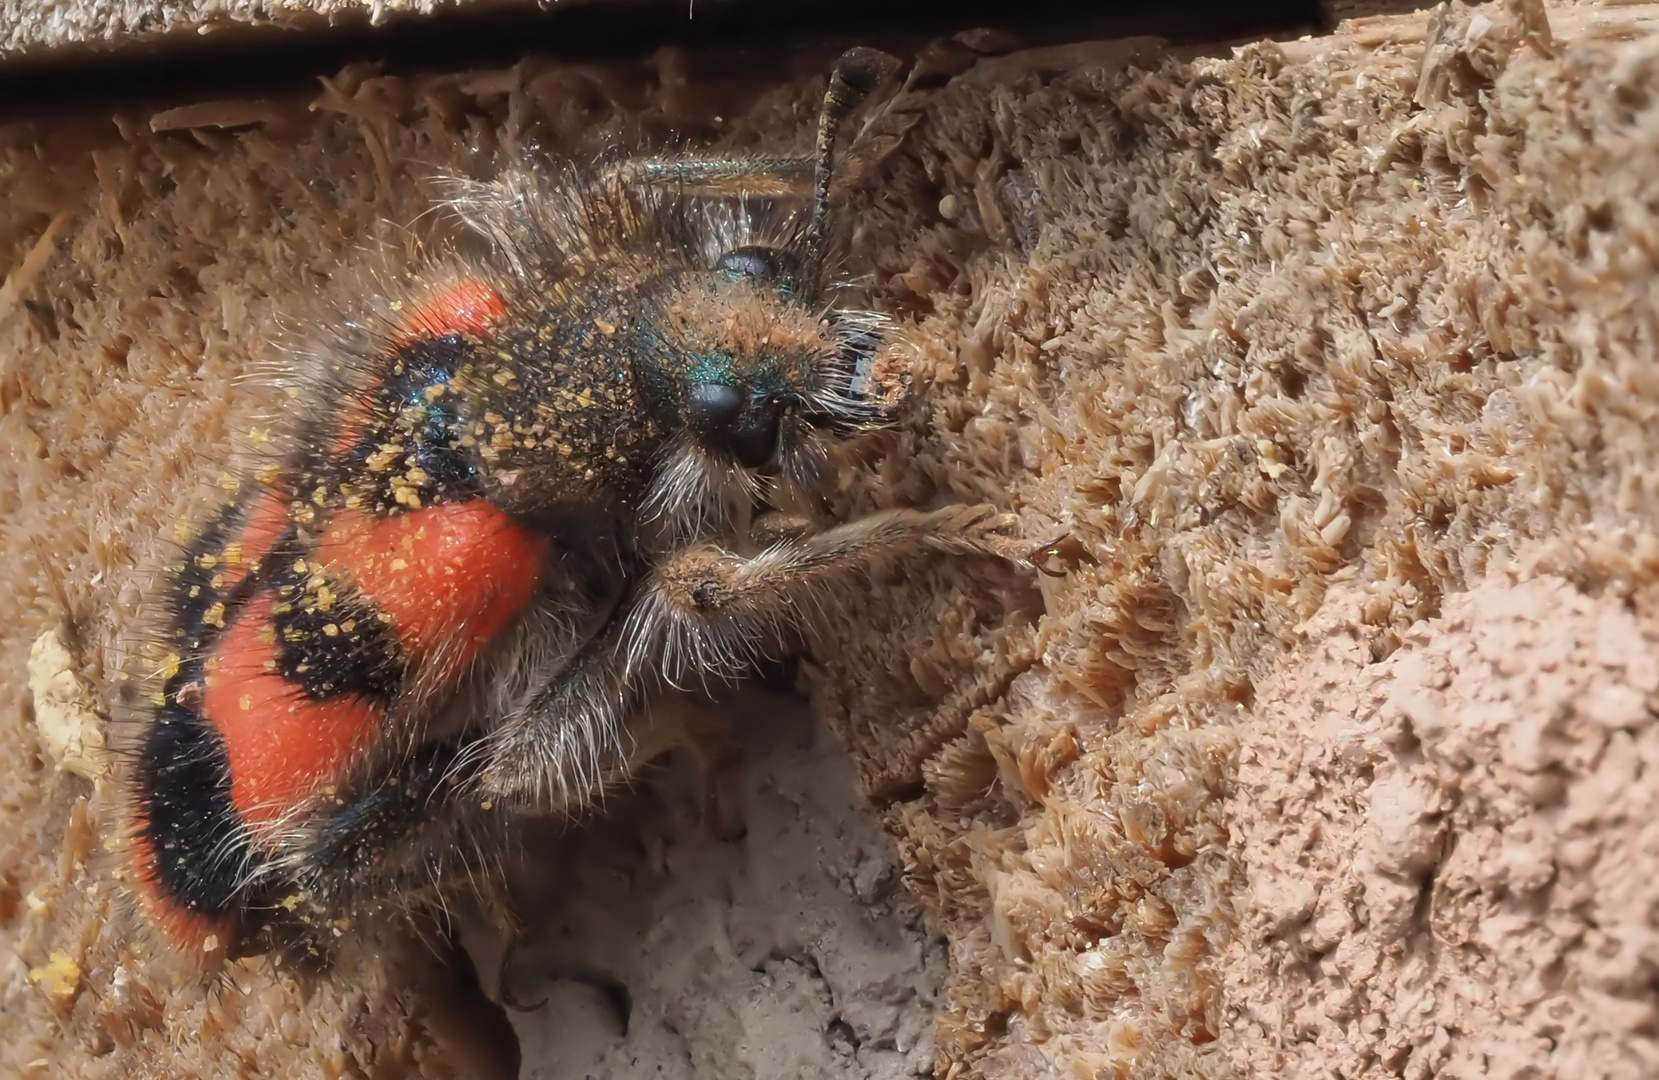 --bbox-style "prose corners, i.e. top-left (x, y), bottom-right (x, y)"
top-left (6, 1), bottom-right (1659, 1077)
top-left (0, 0), bottom-right (505, 56)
